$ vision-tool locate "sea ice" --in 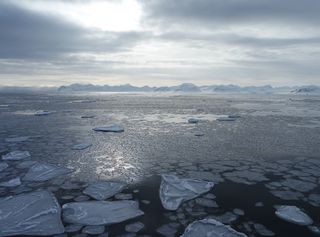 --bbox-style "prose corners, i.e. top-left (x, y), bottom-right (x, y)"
top-left (2, 150), bottom-right (31, 160)
top-left (72, 143), bottom-right (92, 150)
top-left (0, 190), bottom-right (64, 236)
top-left (188, 118), bottom-right (200, 124)
top-left (217, 117), bottom-right (237, 121)
top-left (0, 177), bottom-right (21, 187)
top-left (83, 181), bottom-right (126, 200)
top-left (275, 206), bottom-right (313, 225)
top-left (62, 200), bottom-right (144, 225)
top-left (82, 225), bottom-right (105, 235)
top-left (81, 115), bottom-right (95, 118)
top-left (34, 110), bottom-right (55, 116)
top-left (93, 124), bottom-right (124, 132)
top-left (253, 223), bottom-right (275, 236)
top-left (160, 174), bottom-right (214, 210)
top-left (24, 162), bottom-right (72, 181)
top-left (125, 221), bottom-right (145, 233)
top-left (5, 136), bottom-right (29, 142)
top-left (181, 219), bottom-right (247, 237)
top-left (0, 162), bottom-right (8, 171)
top-left (308, 194), bottom-right (320, 207)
